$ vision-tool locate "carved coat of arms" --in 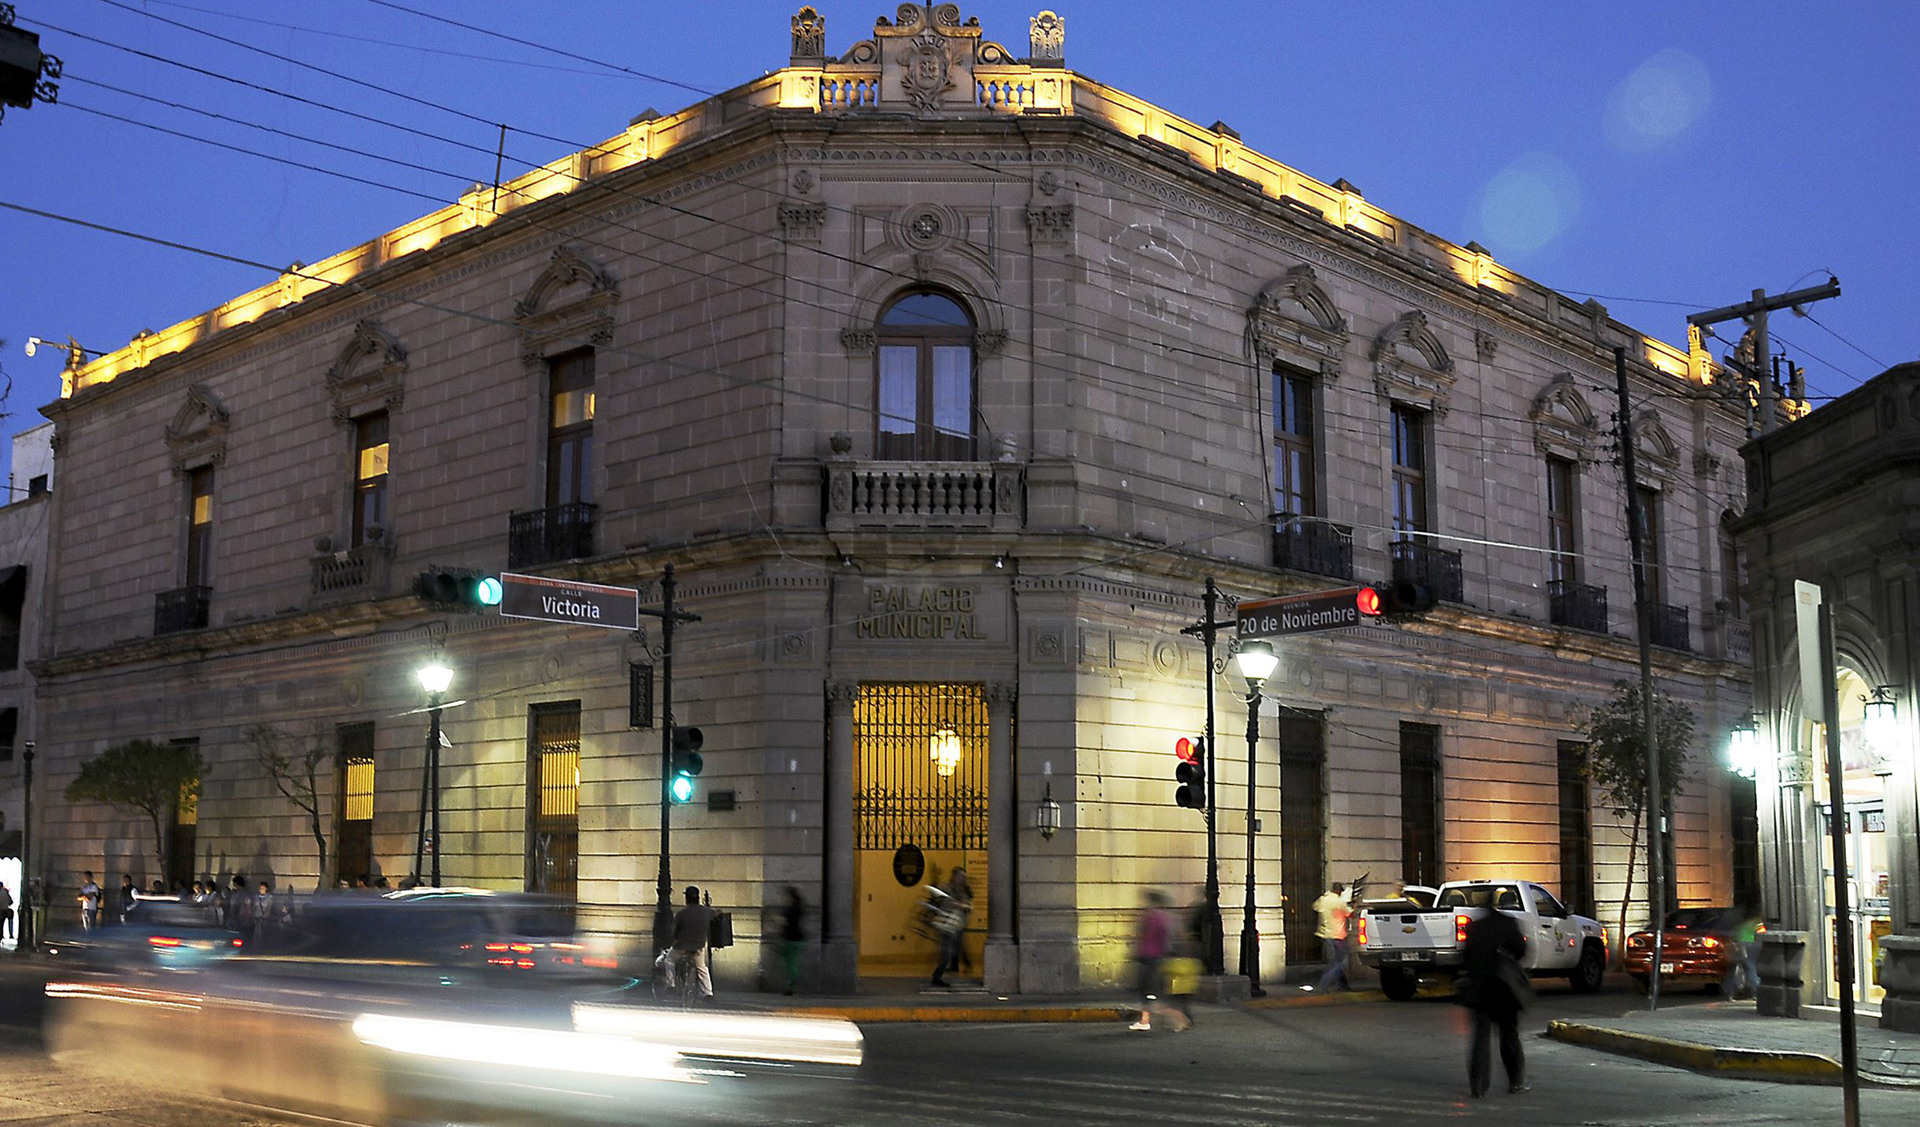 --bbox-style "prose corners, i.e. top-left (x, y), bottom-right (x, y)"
top-left (901, 32), bottom-right (954, 109)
